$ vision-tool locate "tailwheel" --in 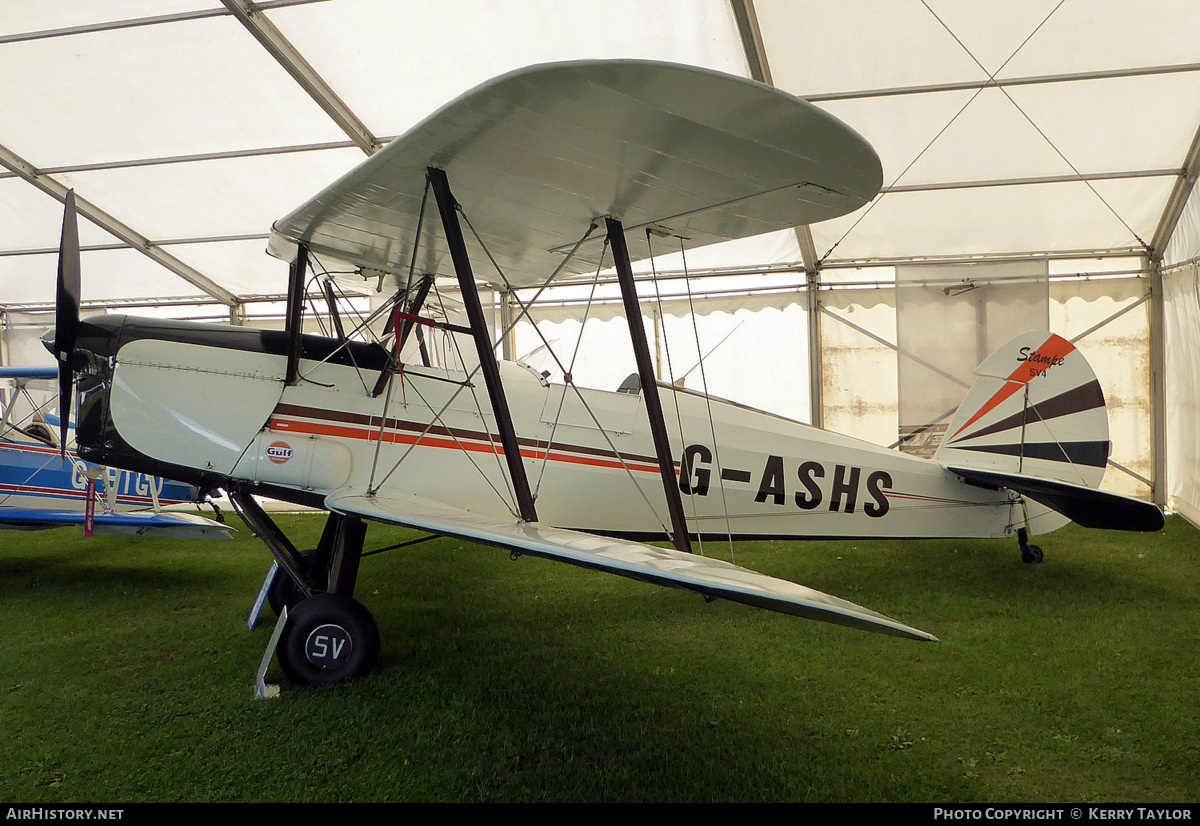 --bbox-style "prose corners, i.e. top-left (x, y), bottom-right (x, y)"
top-left (1017, 528), bottom-right (1044, 565)
top-left (277, 593), bottom-right (380, 685)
